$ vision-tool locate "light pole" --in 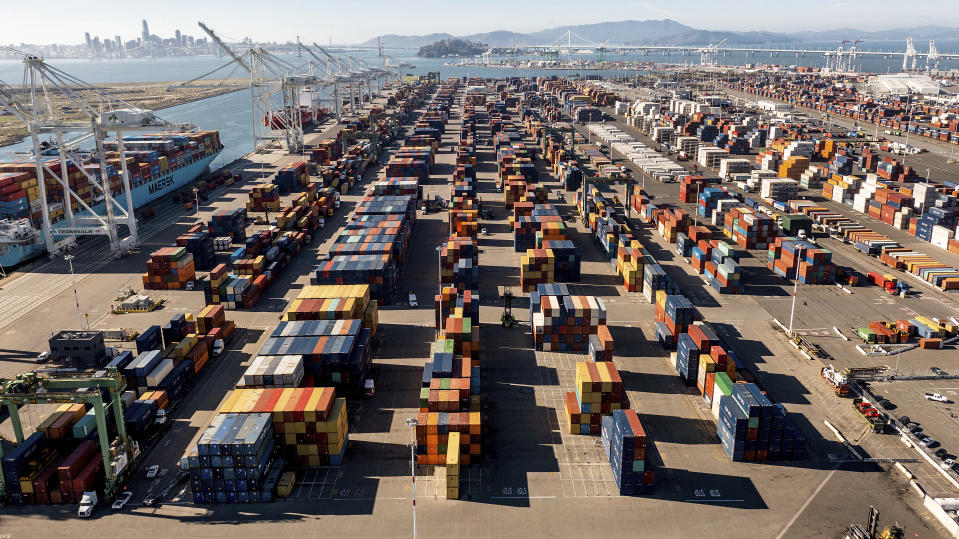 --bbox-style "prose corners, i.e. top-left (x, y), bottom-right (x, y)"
top-left (787, 261), bottom-right (800, 336)
top-left (694, 181), bottom-right (701, 227)
top-left (64, 254), bottom-right (84, 330)
top-left (194, 189), bottom-right (201, 221)
top-left (436, 244), bottom-right (444, 296)
top-left (895, 345), bottom-right (902, 378)
top-left (901, 91), bottom-right (913, 169)
top-left (403, 417), bottom-right (419, 539)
